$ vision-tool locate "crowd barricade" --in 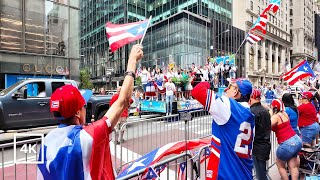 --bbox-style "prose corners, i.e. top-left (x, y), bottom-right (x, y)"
top-left (112, 110), bottom-right (212, 173)
top-left (116, 152), bottom-right (195, 180)
top-left (0, 138), bottom-right (42, 180)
